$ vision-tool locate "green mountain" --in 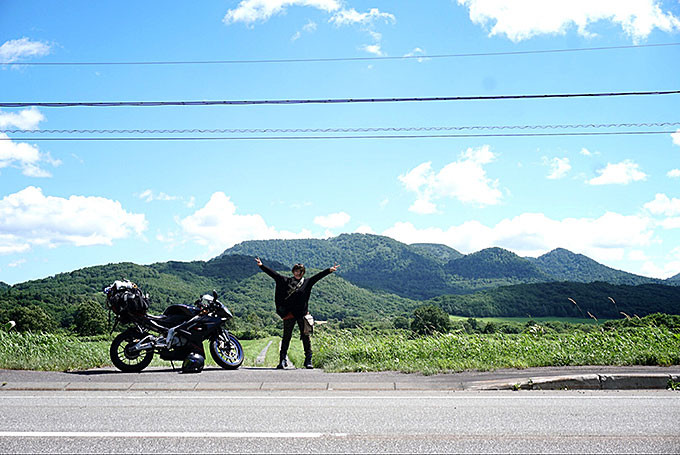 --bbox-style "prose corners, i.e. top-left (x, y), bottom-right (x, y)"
top-left (409, 243), bottom-right (463, 264)
top-left (222, 233), bottom-right (457, 299)
top-left (0, 282), bottom-right (9, 289)
top-left (445, 247), bottom-right (549, 280)
top-left (667, 273), bottom-right (680, 284)
top-left (531, 248), bottom-right (661, 285)
top-left (221, 234), bottom-right (675, 298)
top-left (429, 281), bottom-right (680, 319)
